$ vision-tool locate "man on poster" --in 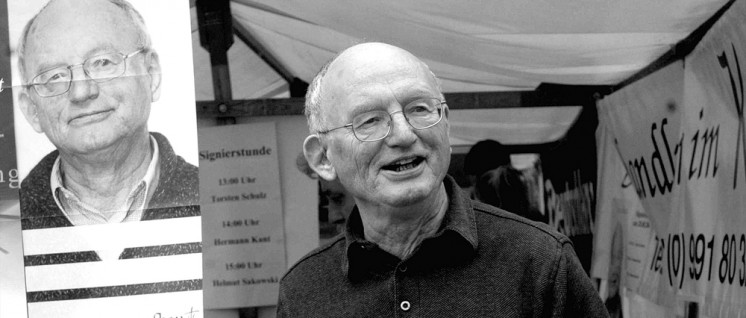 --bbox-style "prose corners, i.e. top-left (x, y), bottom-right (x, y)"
top-left (278, 42), bottom-right (608, 316)
top-left (16, 0), bottom-right (199, 238)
